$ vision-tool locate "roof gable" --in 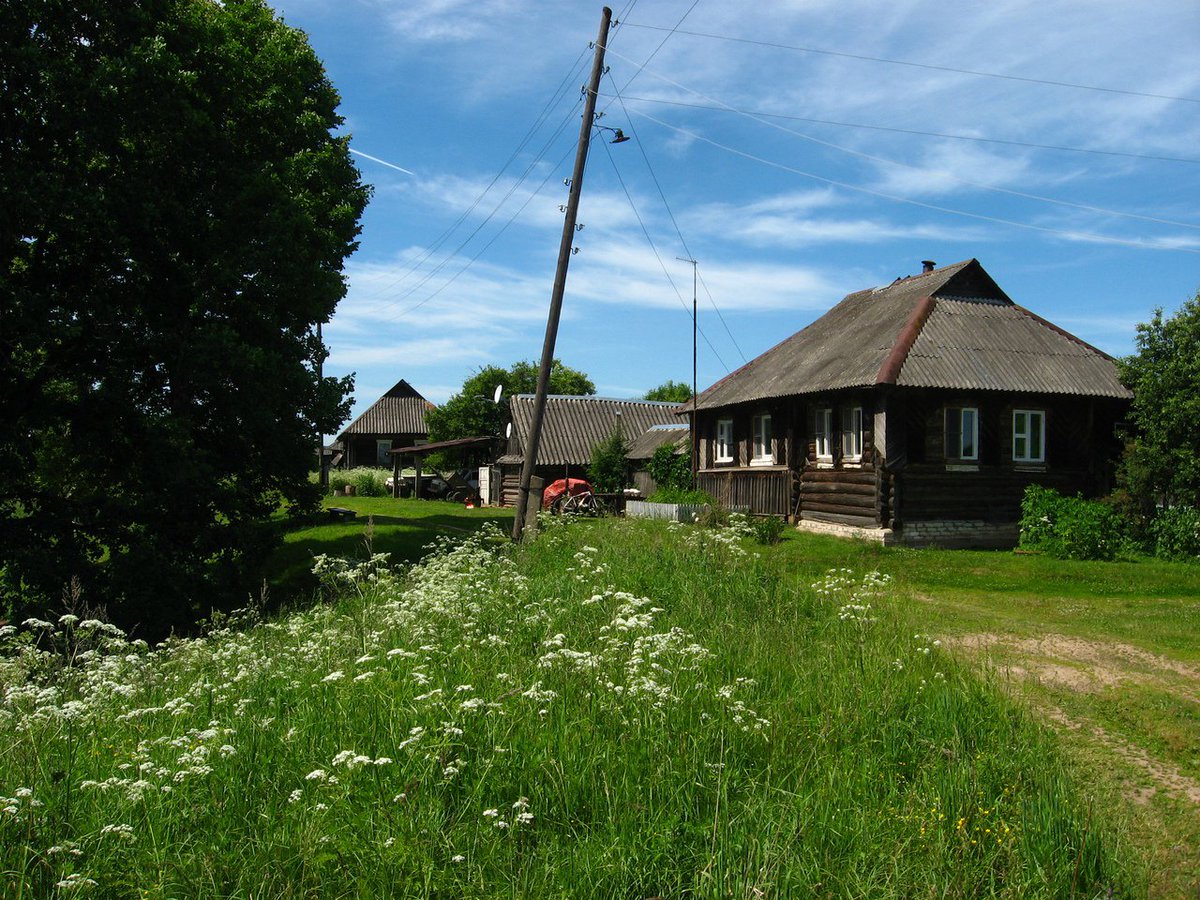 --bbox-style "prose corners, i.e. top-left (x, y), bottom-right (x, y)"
top-left (693, 259), bottom-right (1130, 409)
top-left (336, 379), bottom-right (435, 439)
